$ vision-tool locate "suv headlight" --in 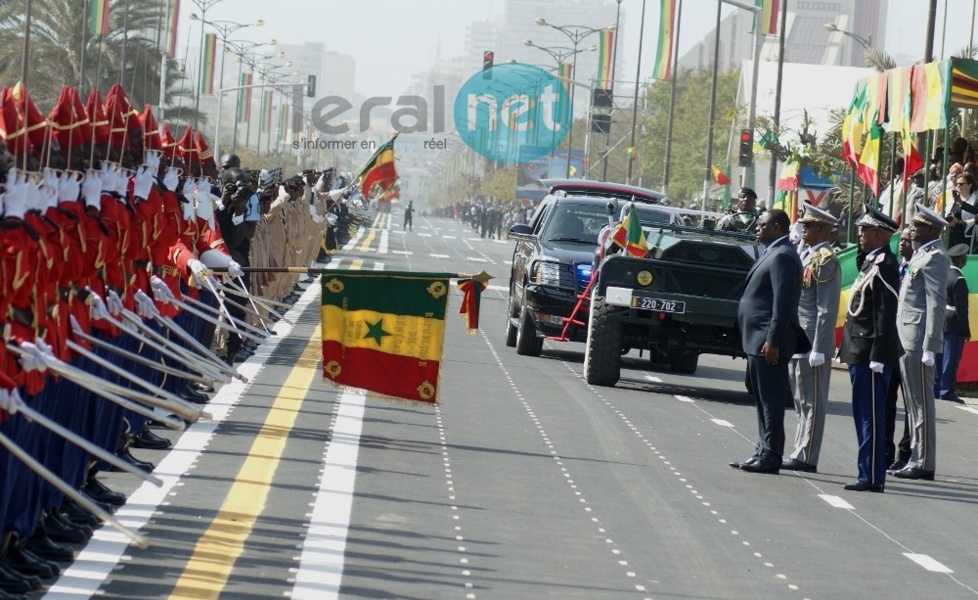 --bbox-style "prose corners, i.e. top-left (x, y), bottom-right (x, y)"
top-left (531, 261), bottom-right (562, 286)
